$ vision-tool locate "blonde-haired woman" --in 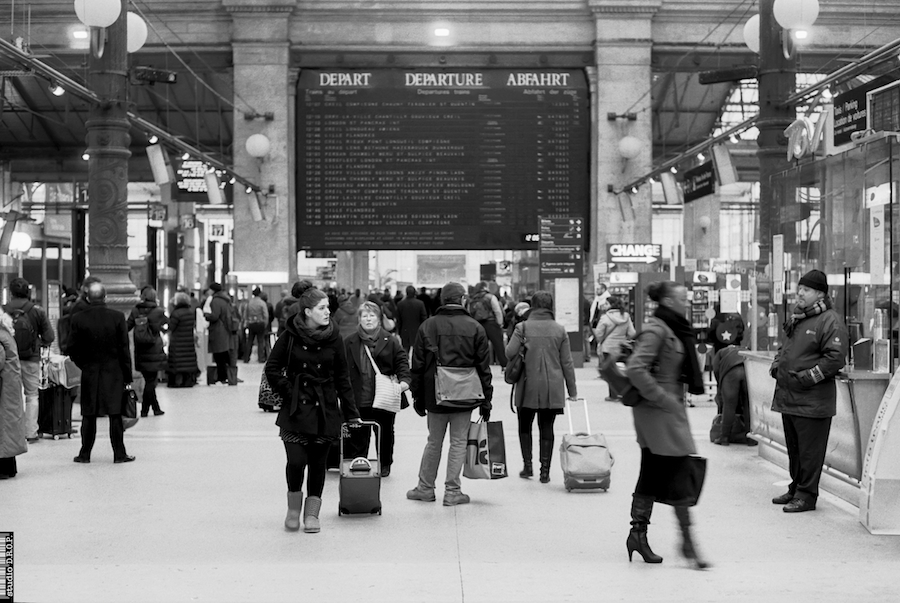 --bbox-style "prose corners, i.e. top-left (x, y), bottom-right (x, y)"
top-left (0, 311), bottom-right (26, 479)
